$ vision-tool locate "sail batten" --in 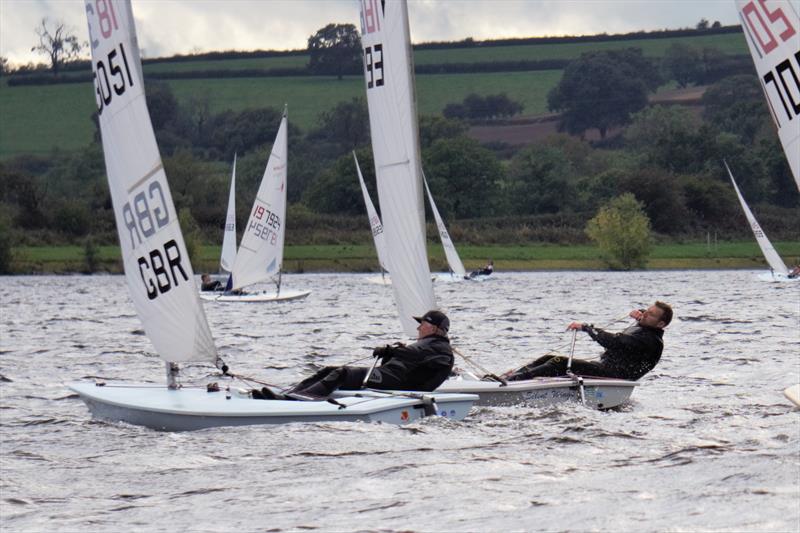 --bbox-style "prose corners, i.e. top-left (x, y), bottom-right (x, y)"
top-left (85, 0), bottom-right (216, 364)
